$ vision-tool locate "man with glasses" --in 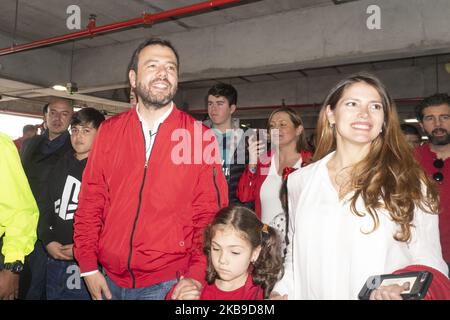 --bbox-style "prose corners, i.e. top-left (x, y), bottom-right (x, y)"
top-left (415, 93), bottom-right (450, 274)
top-left (20, 99), bottom-right (74, 299)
